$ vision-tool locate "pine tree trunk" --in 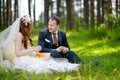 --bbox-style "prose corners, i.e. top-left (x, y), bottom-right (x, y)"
top-left (101, 0), bottom-right (104, 23)
top-left (90, 0), bottom-right (94, 28)
top-left (28, 0), bottom-right (32, 16)
top-left (97, 0), bottom-right (101, 26)
top-left (6, 0), bottom-right (11, 27)
top-left (50, 0), bottom-right (53, 16)
top-left (44, 0), bottom-right (50, 27)
top-left (14, 0), bottom-right (18, 20)
top-left (3, 0), bottom-right (6, 28)
top-left (57, 0), bottom-right (61, 17)
top-left (107, 0), bottom-right (112, 28)
top-left (116, 0), bottom-right (118, 17)
top-left (66, 0), bottom-right (75, 30)
top-left (84, 0), bottom-right (89, 28)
